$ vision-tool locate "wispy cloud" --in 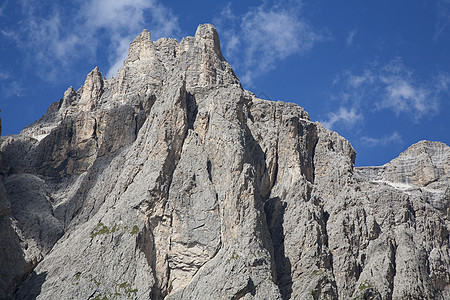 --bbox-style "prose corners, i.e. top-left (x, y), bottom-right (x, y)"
top-left (375, 59), bottom-right (442, 119)
top-left (215, 2), bottom-right (324, 86)
top-left (322, 58), bottom-right (448, 133)
top-left (0, 1), bottom-right (7, 16)
top-left (0, 80), bottom-right (24, 98)
top-left (23, 13), bottom-right (83, 74)
top-left (361, 132), bottom-right (403, 147)
top-left (0, 67), bottom-right (23, 98)
top-left (0, 71), bottom-right (10, 80)
top-left (321, 107), bottom-right (363, 130)
top-left (436, 72), bottom-right (450, 92)
top-left (82, 0), bottom-right (179, 77)
top-left (376, 80), bottom-right (434, 117)
top-left (3, 0), bottom-right (180, 80)
top-left (346, 29), bottom-right (357, 47)
top-left (346, 69), bottom-right (374, 88)
top-left (434, 0), bottom-right (450, 41)
top-left (330, 58), bottom-right (447, 122)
